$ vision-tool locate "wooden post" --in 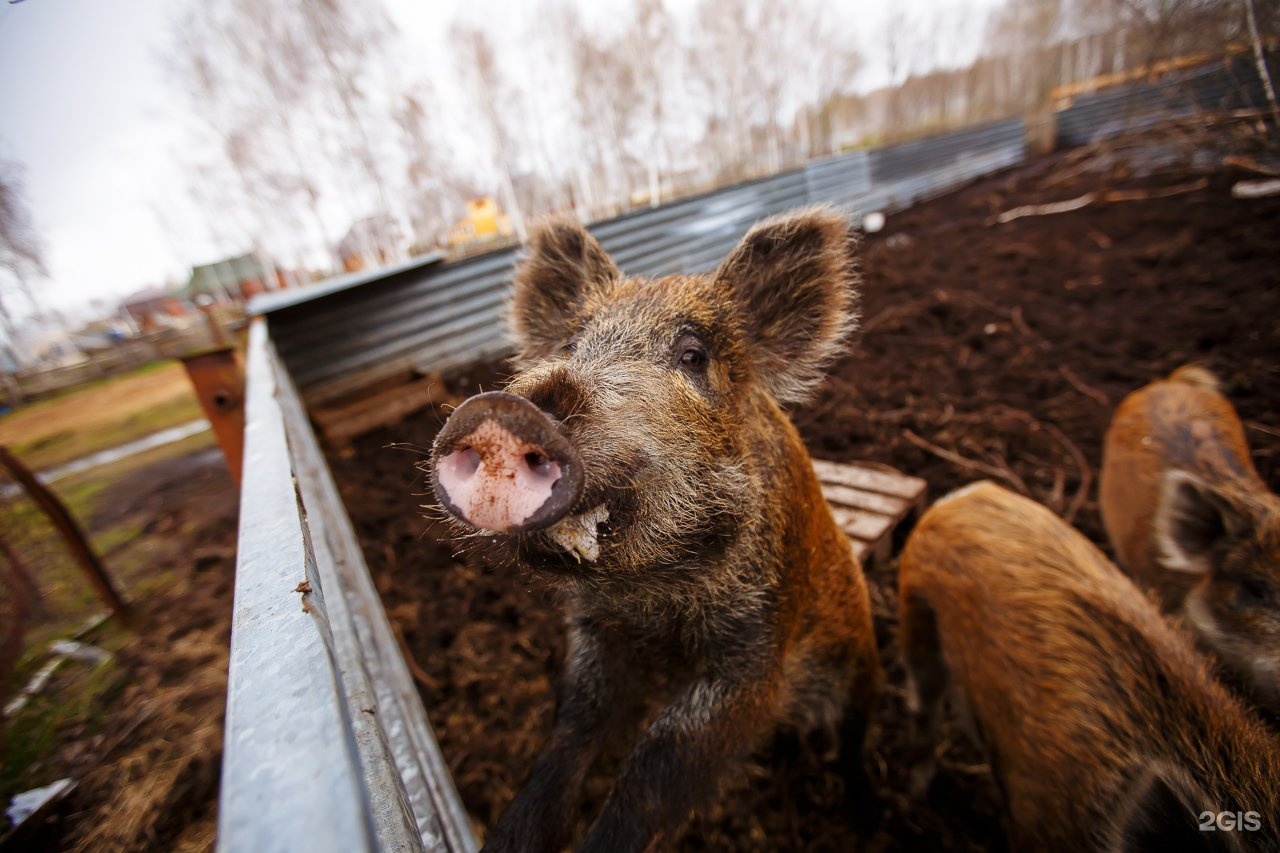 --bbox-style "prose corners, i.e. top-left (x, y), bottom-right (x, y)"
top-left (0, 529), bottom-right (42, 615)
top-left (0, 445), bottom-right (132, 626)
top-left (179, 347), bottom-right (245, 487)
top-left (198, 300), bottom-right (229, 348)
